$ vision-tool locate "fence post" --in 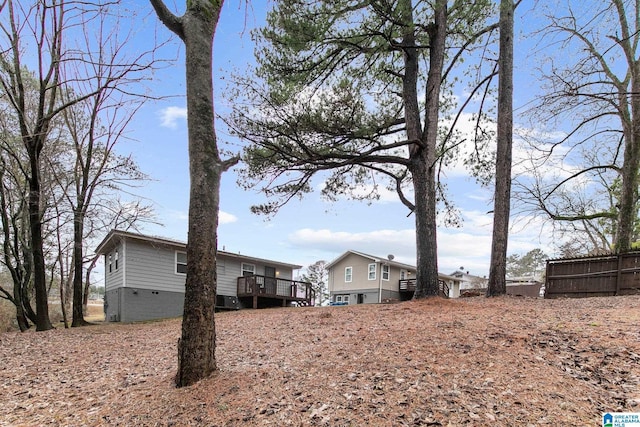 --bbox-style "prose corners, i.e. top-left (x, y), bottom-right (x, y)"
top-left (615, 254), bottom-right (623, 296)
top-left (544, 260), bottom-right (550, 298)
